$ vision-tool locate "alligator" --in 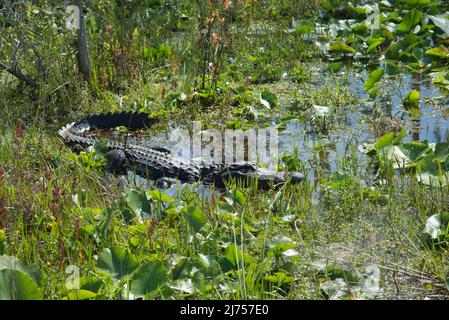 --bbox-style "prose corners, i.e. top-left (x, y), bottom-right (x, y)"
top-left (59, 112), bottom-right (304, 189)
